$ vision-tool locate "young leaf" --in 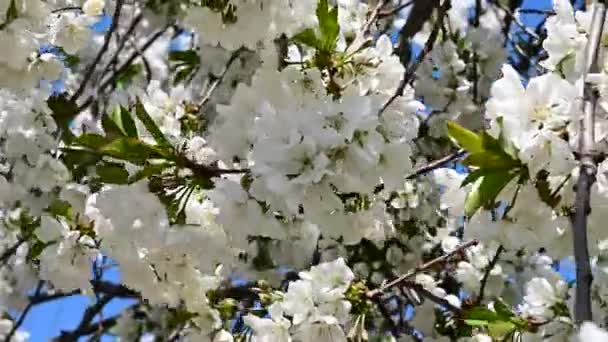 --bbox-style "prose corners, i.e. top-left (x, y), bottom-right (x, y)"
top-left (316, 0), bottom-right (339, 50)
top-left (100, 137), bottom-right (166, 164)
top-left (73, 133), bottom-right (110, 150)
top-left (96, 163), bottom-right (130, 184)
top-left (47, 95), bottom-right (79, 141)
top-left (488, 321), bottom-right (516, 340)
top-left (447, 121), bottom-right (483, 153)
top-left (110, 106), bottom-right (138, 138)
top-left (169, 50), bottom-right (200, 65)
top-left (463, 151), bottom-right (518, 170)
top-left (494, 300), bottom-right (515, 319)
top-left (292, 28), bottom-right (321, 49)
top-left (102, 114), bottom-right (127, 139)
top-left (134, 101), bottom-right (173, 150)
top-left (463, 319), bottom-right (489, 327)
top-left (464, 170), bottom-right (516, 217)
top-left (465, 307), bottom-right (500, 322)
top-left (461, 168), bottom-right (486, 187)
top-left (496, 117), bottom-right (519, 159)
